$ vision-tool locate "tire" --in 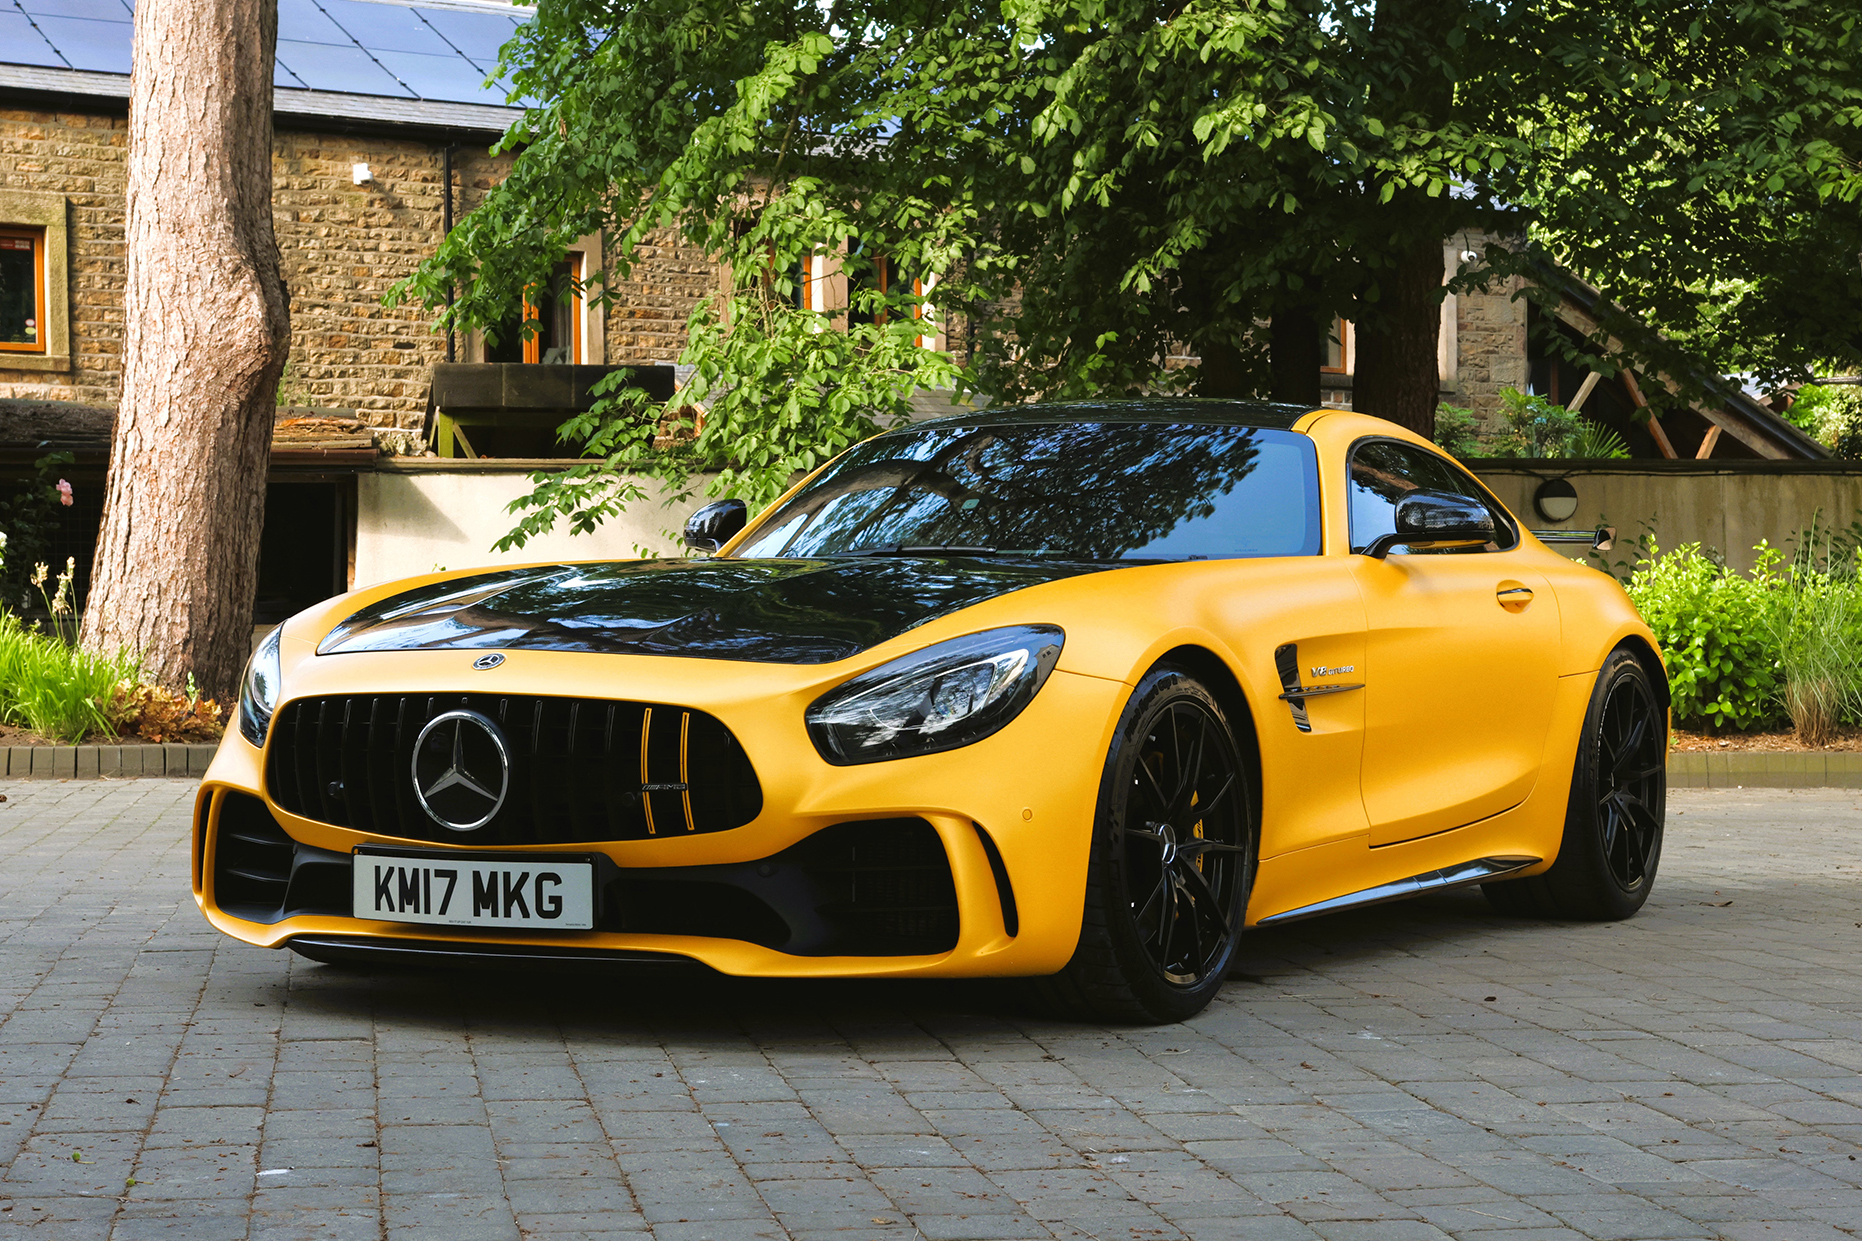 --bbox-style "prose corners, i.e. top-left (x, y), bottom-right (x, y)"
top-left (1483, 648), bottom-right (1666, 920)
top-left (1041, 666), bottom-right (1257, 1023)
